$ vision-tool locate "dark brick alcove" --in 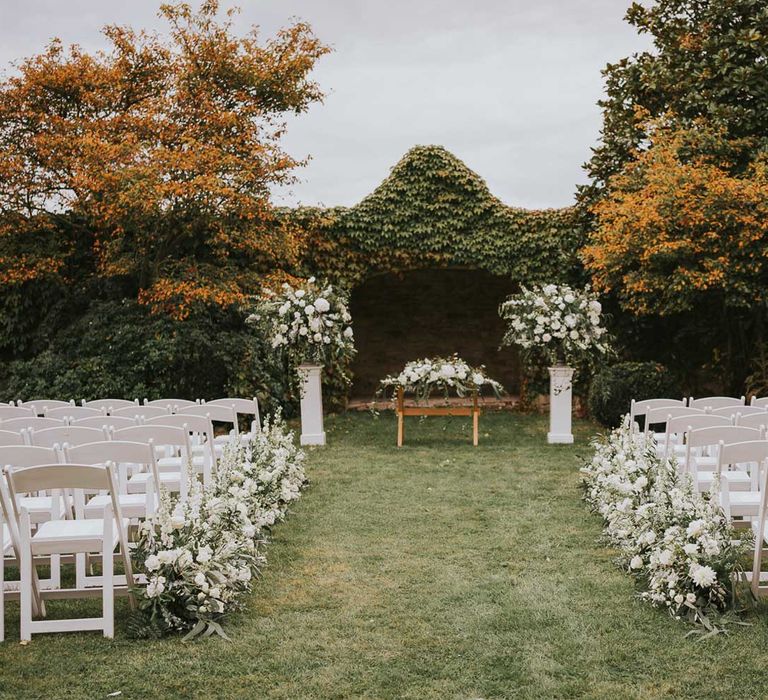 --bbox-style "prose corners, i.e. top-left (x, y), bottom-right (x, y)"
top-left (349, 269), bottom-right (521, 397)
